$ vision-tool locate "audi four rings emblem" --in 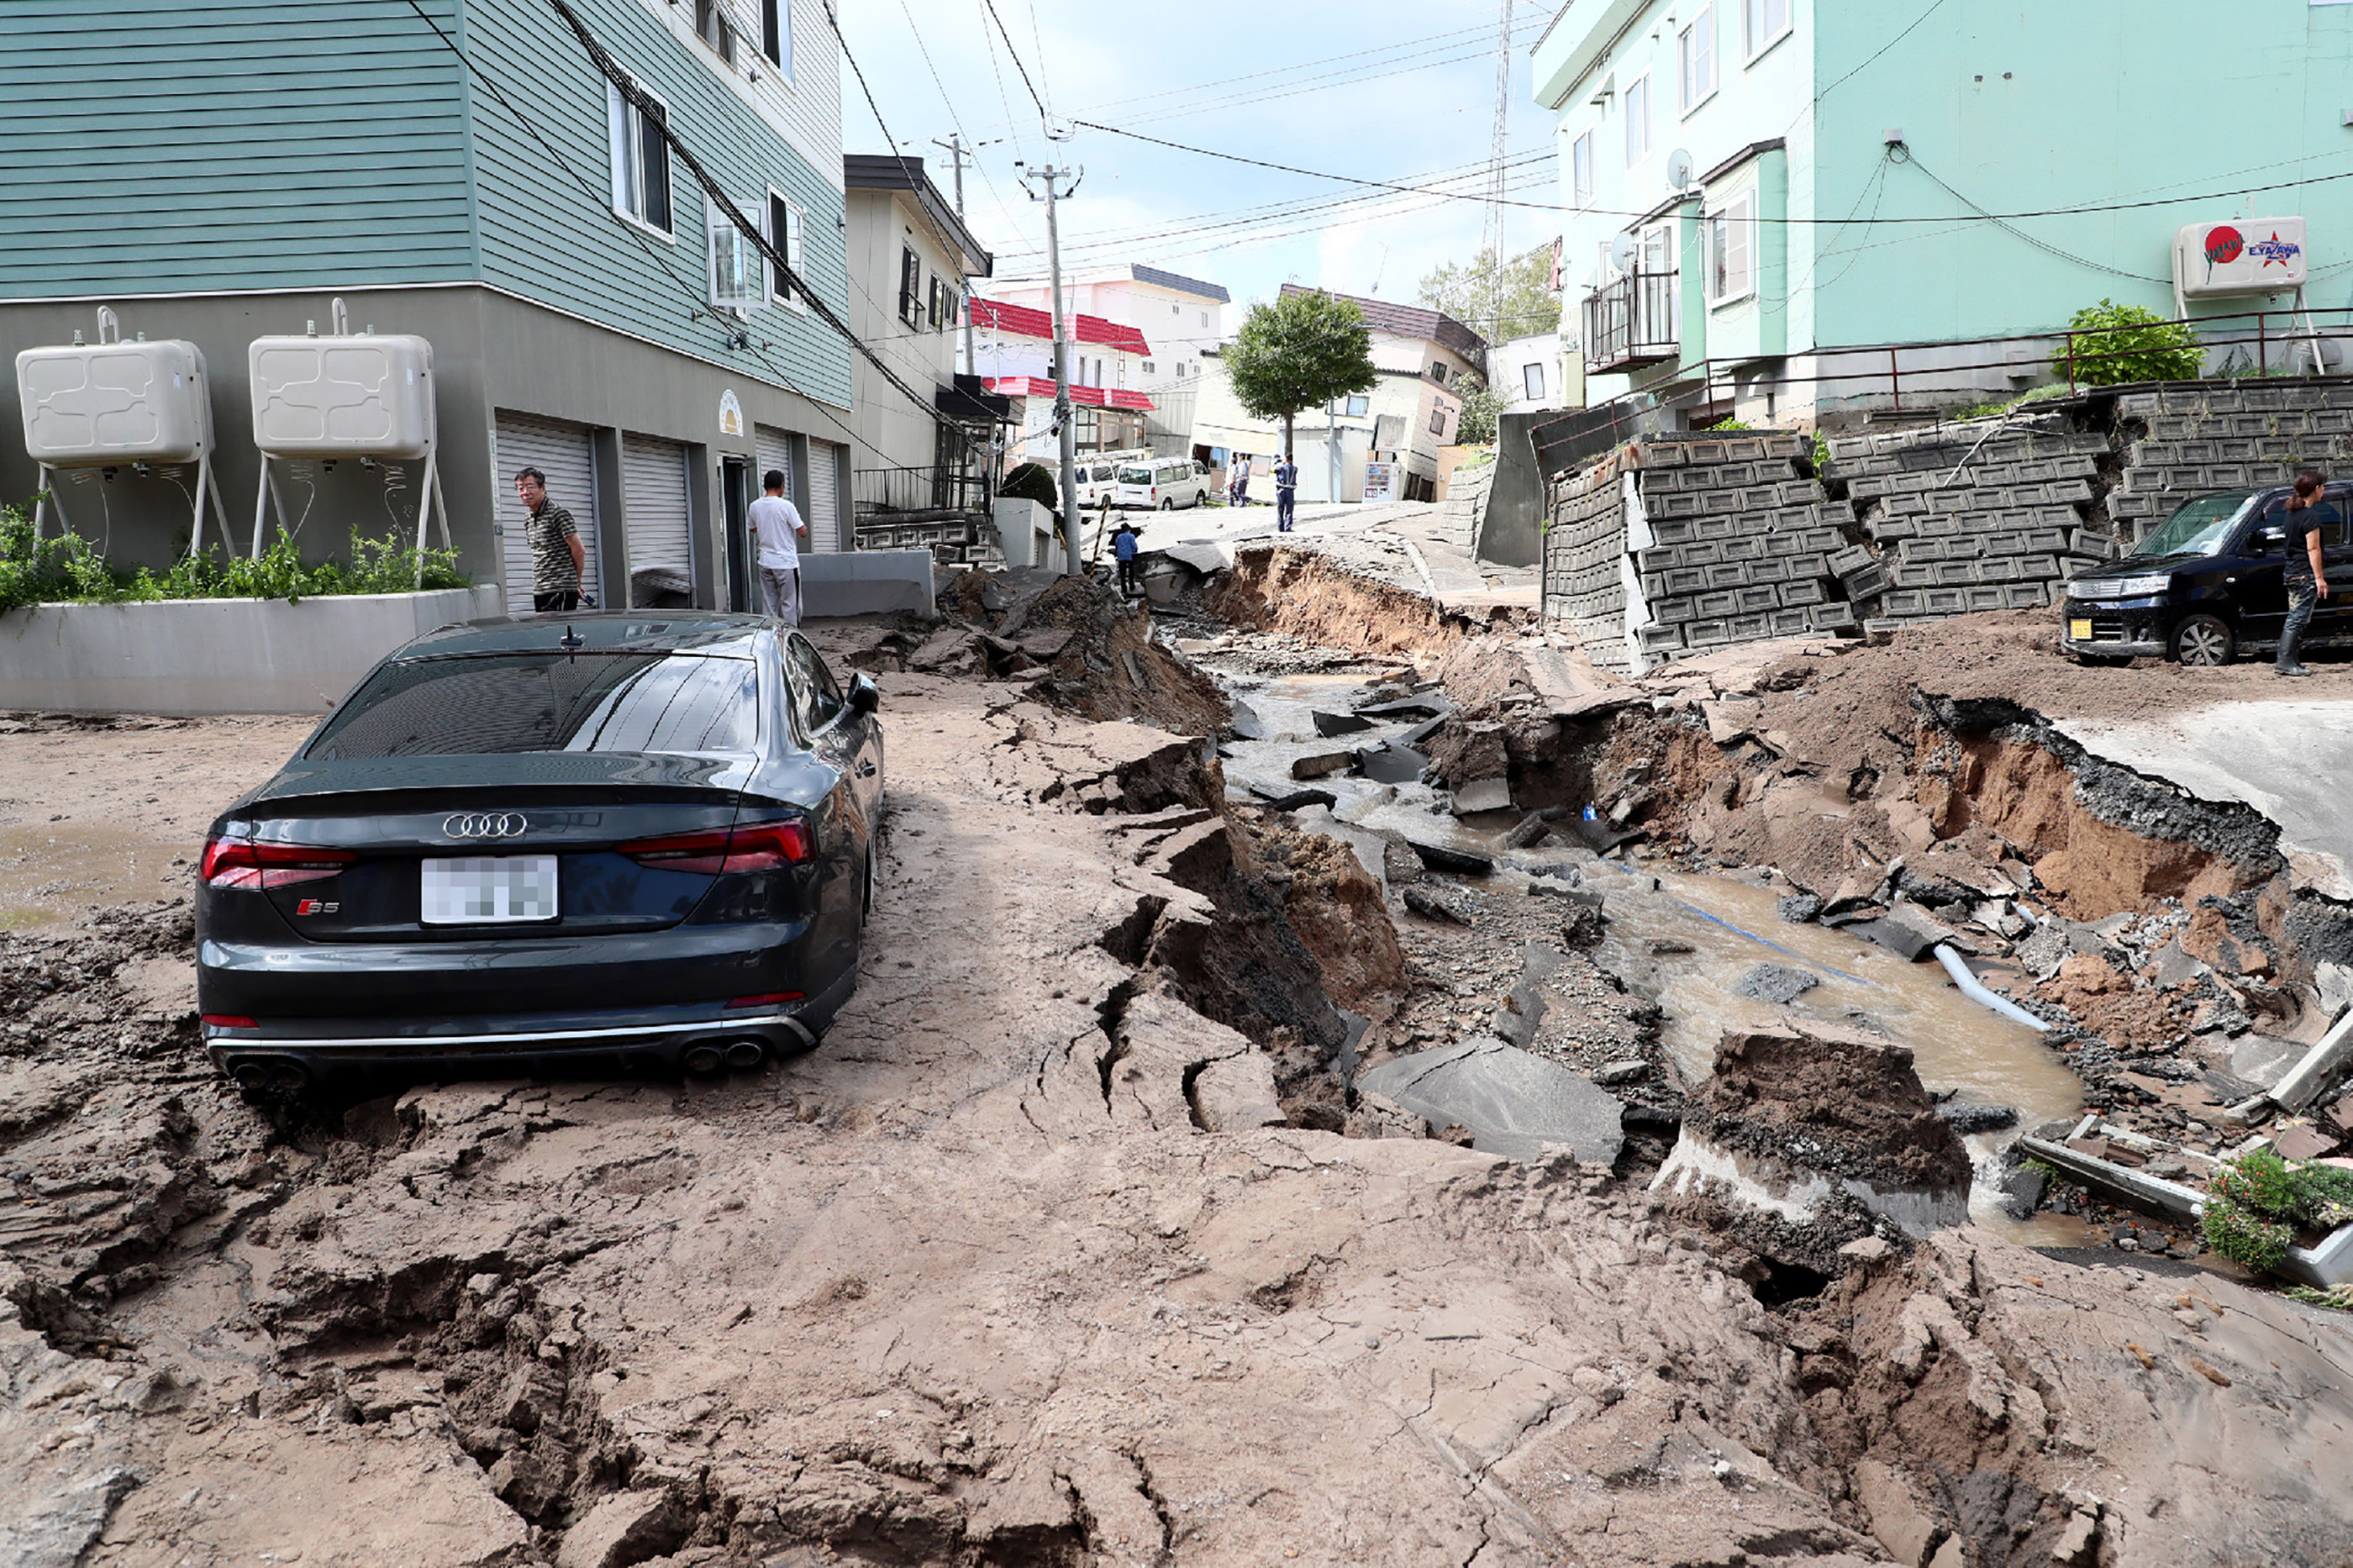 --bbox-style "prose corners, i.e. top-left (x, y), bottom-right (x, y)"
top-left (445, 813), bottom-right (528, 839)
